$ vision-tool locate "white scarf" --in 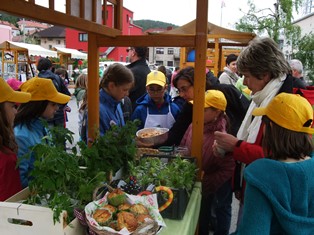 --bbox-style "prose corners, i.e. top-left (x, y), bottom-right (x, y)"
top-left (237, 74), bottom-right (286, 143)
